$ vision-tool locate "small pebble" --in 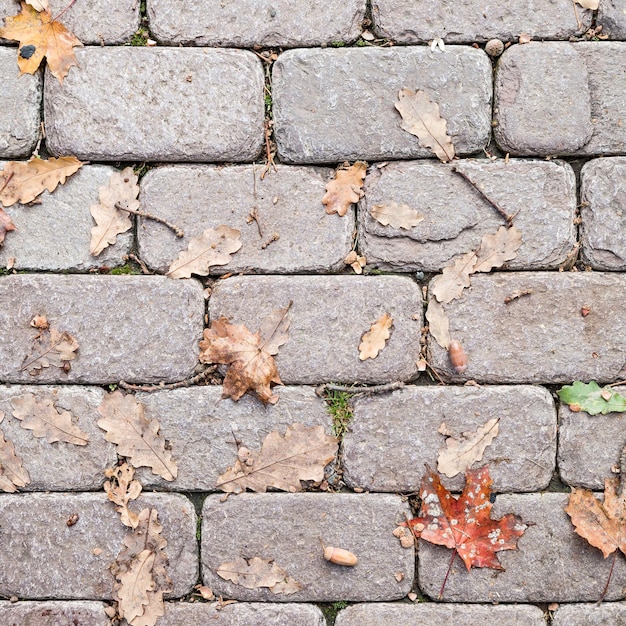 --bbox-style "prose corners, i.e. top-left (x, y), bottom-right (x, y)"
top-left (485, 39), bottom-right (505, 57)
